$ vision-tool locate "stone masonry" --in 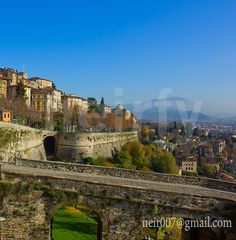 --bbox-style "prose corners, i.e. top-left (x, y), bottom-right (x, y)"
top-left (1, 162), bottom-right (236, 240)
